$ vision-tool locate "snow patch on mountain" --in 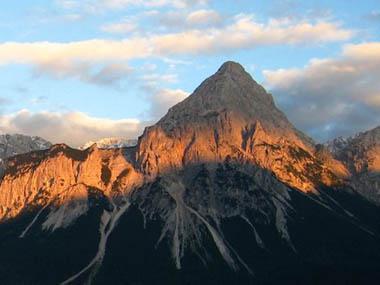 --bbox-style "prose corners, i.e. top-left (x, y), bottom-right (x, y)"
top-left (81, 137), bottom-right (137, 150)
